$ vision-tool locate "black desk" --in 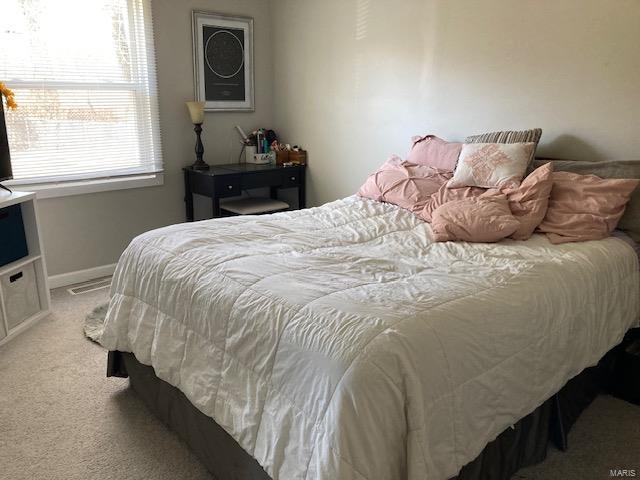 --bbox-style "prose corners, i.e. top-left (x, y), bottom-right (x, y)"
top-left (183, 163), bottom-right (306, 221)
